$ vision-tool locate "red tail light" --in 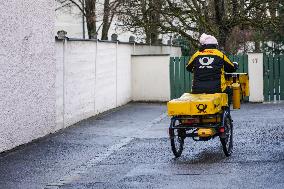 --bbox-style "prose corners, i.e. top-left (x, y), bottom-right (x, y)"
top-left (183, 119), bottom-right (199, 124)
